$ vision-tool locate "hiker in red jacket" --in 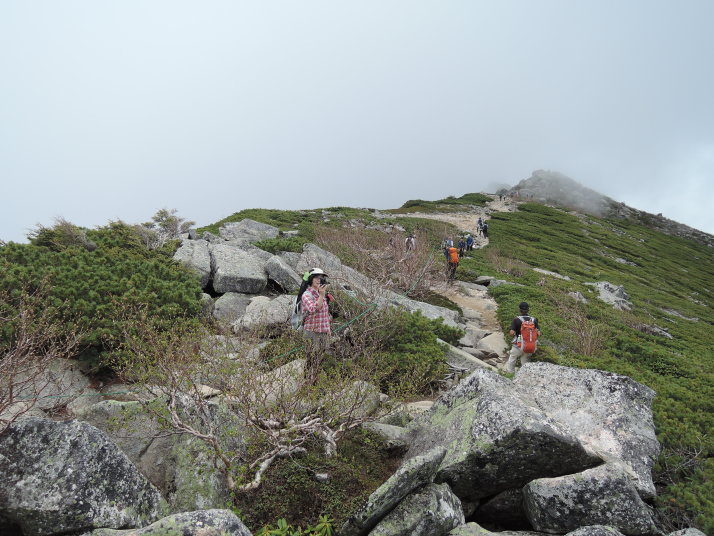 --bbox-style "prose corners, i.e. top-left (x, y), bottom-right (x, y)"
top-left (505, 302), bottom-right (540, 374)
